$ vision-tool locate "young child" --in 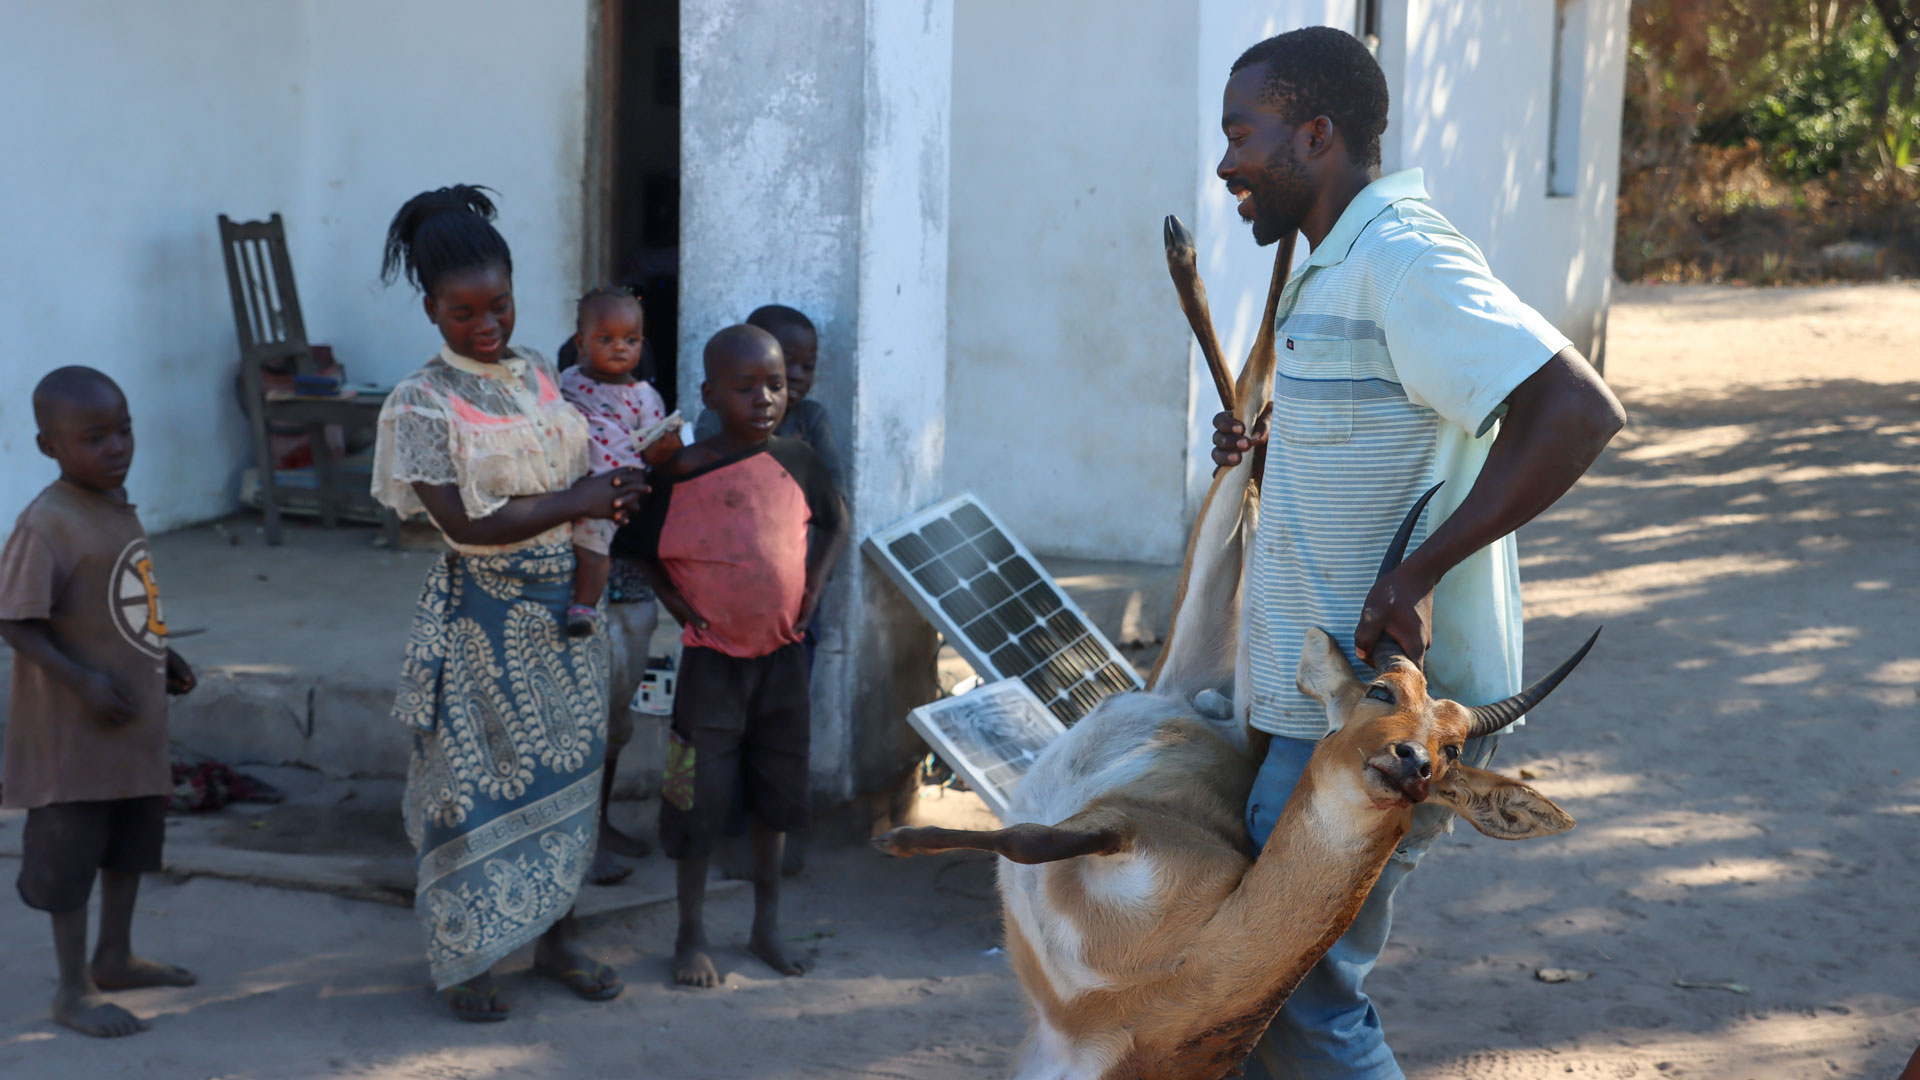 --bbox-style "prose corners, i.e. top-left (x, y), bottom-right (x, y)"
top-left (0, 367), bottom-right (197, 1038)
top-left (693, 304), bottom-right (842, 879)
top-left (558, 286), bottom-right (683, 885)
top-left (692, 305), bottom-right (842, 493)
top-left (612, 325), bottom-right (847, 987)
top-left (561, 286), bottom-right (682, 638)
